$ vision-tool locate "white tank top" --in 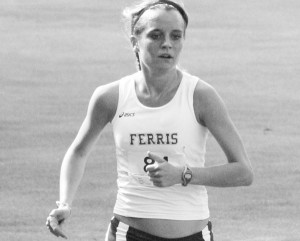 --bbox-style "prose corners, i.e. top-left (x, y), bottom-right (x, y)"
top-left (111, 71), bottom-right (210, 220)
